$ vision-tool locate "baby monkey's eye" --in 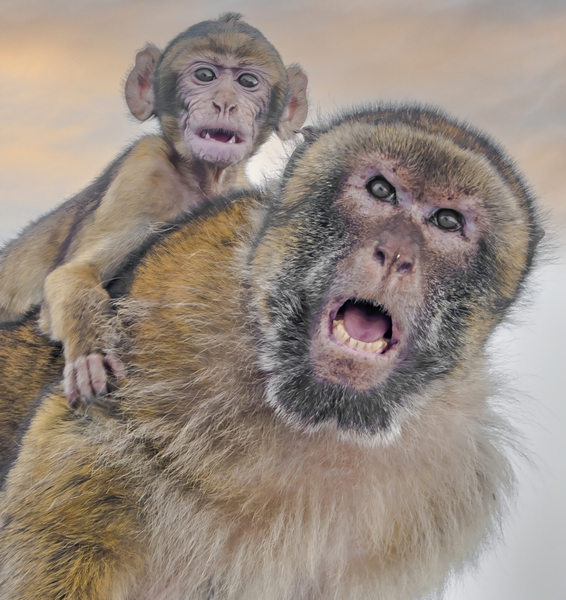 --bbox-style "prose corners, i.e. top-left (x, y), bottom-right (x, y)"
top-left (431, 208), bottom-right (464, 231)
top-left (195, 68), bottom-right (216, 82)
top-left (366, 177), bottom-right (397, 204)
top-left (238, 73), bottom-right (259, 88)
